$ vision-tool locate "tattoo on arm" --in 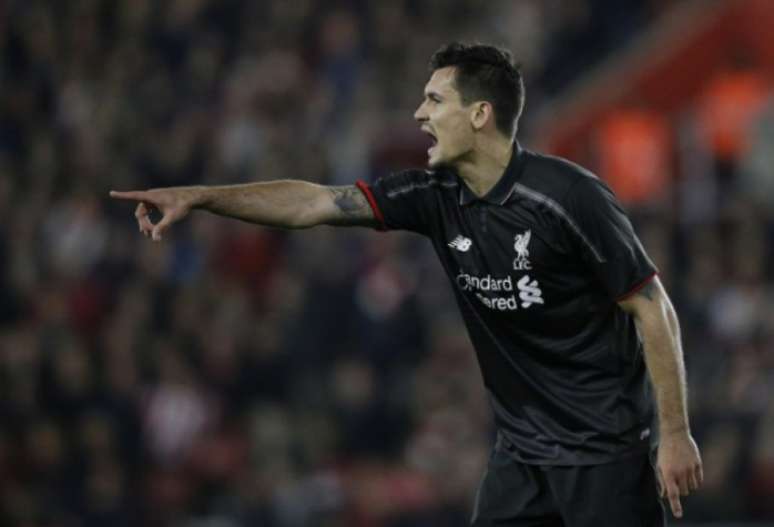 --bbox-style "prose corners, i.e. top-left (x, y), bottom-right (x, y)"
top-left (326, 186), bottom-right (376, 226)
top-left (331, 186), bottom-right (368, 215)
top-left (636, 281), bottom-right (657, 301)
